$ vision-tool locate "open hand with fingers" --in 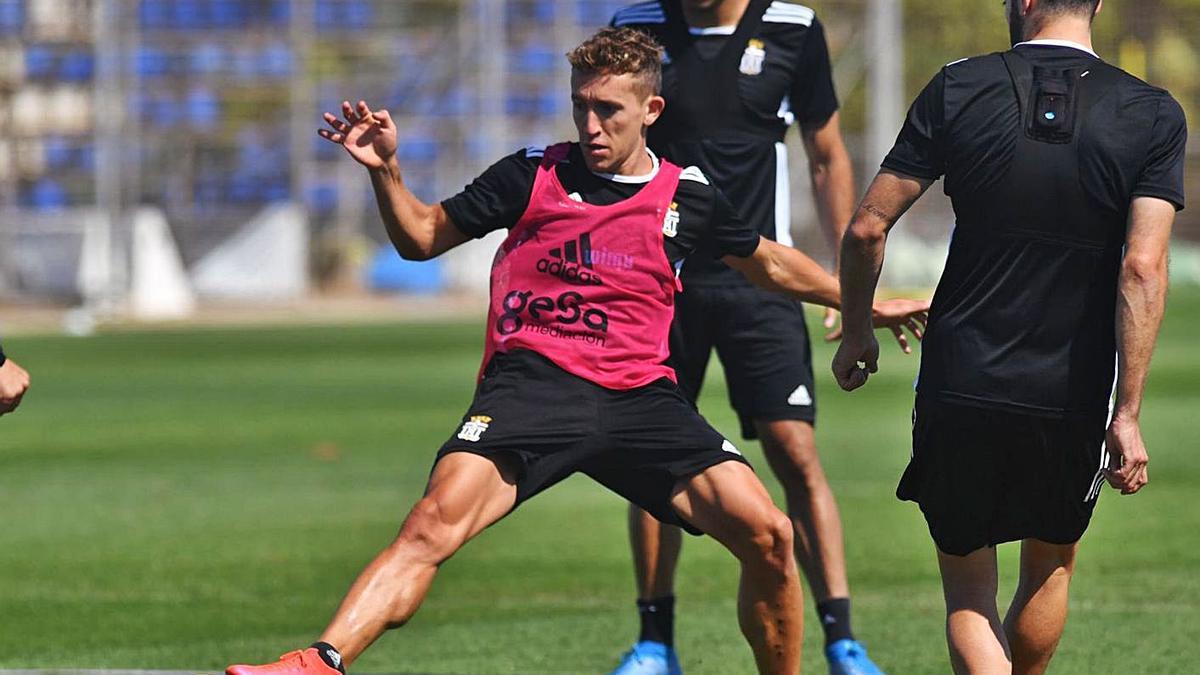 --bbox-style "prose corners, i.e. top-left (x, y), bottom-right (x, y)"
top-left (1104, 416), bottom-right (1149, 495)
top-left (318, 100), bottom-right (397, 170)
top-left (871, 298), bottom-right (929, 353)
